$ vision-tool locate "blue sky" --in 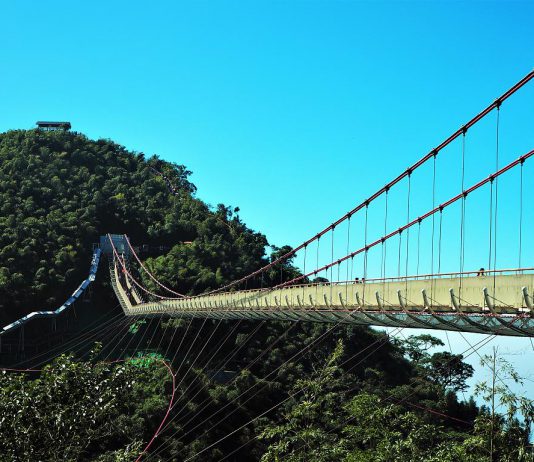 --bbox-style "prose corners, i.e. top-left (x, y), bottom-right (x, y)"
top-left (1, 1), bottom-right (534, 402)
